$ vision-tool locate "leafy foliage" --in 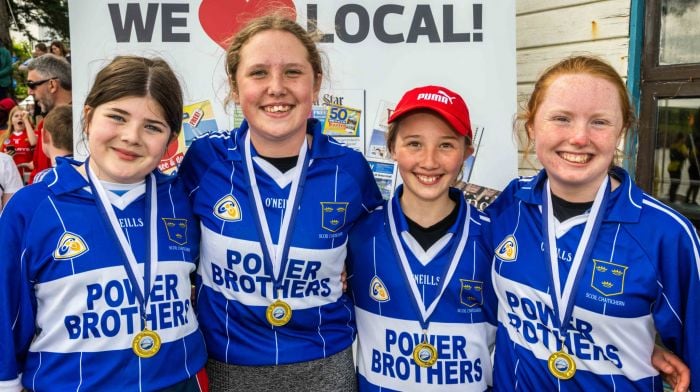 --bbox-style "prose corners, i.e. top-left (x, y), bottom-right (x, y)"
top-left (6, 0), bottom-right (70, 42)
